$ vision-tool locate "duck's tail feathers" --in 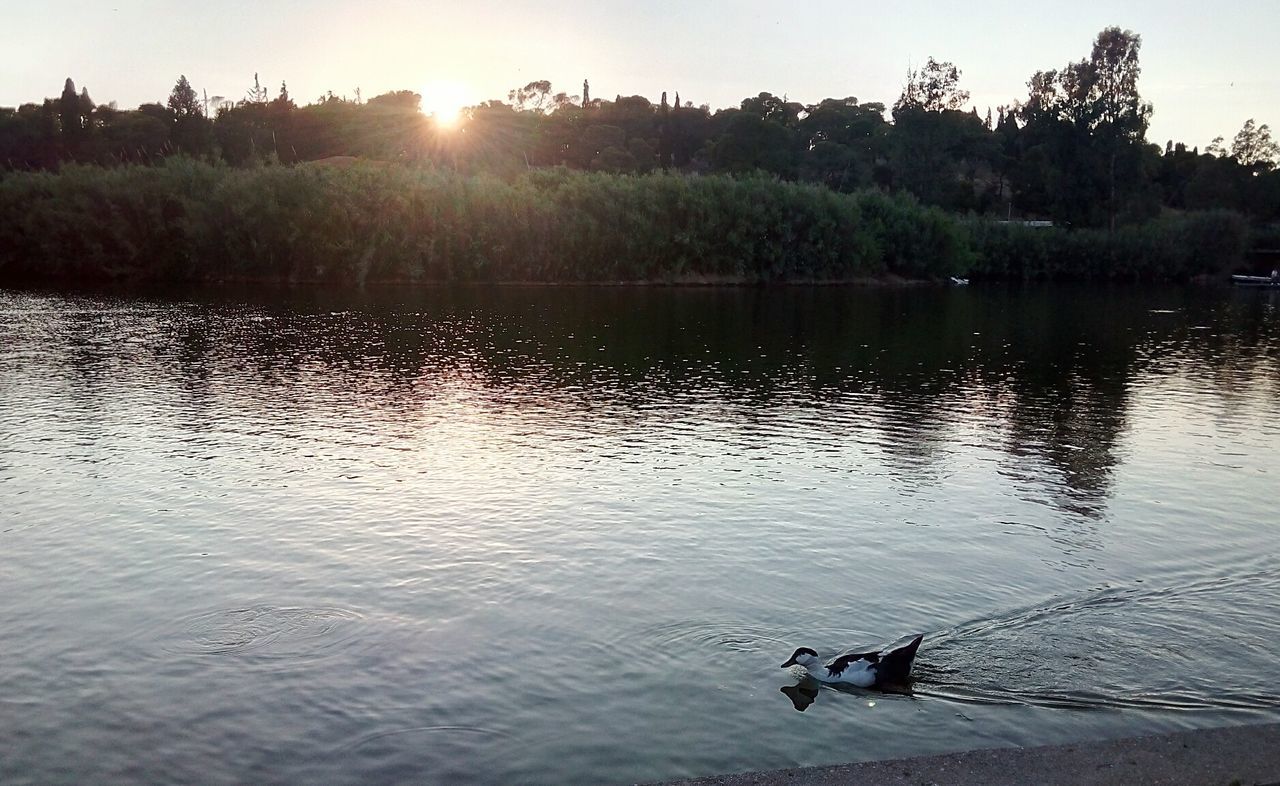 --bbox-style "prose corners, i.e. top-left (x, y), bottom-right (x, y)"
top-left (876, 634), bottom-right (924, 684)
